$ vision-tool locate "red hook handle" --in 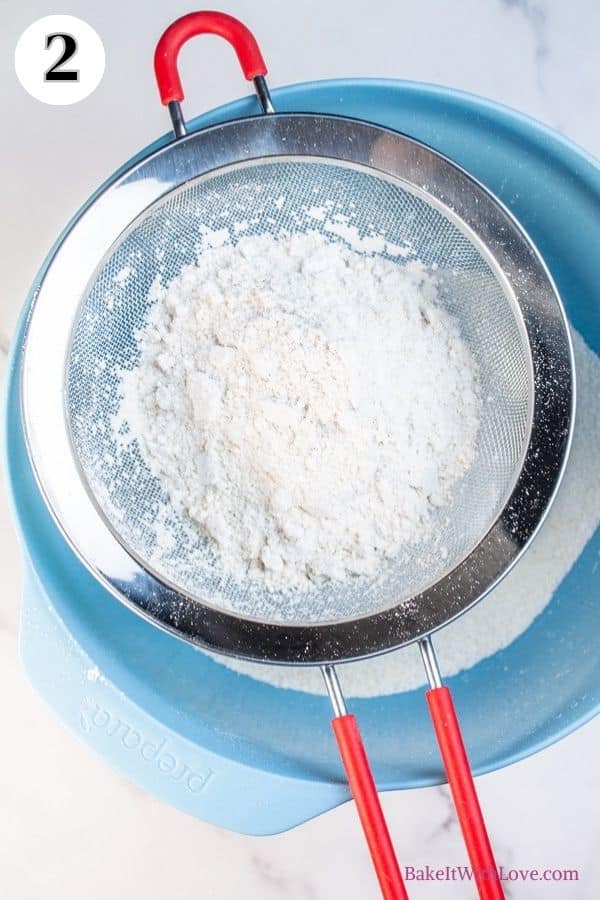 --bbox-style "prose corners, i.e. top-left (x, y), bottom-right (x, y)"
top-left (154, 11), bottom-right (268, 105)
